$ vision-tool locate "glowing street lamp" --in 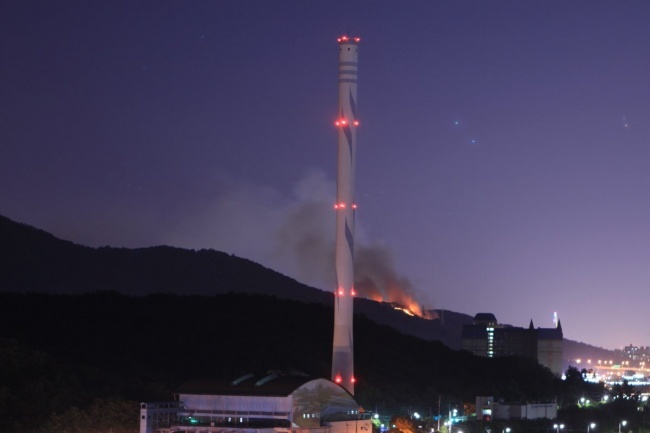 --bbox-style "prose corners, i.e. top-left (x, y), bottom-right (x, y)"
top-left (554, 424), bottom-right (565, 433)
top-left (447, 408), bottom-right (458, 433)
top-left (503, 427), bottom-right (511, 433)
top-left (588, 423), bottom-right (596, 433)
top-left (619, 421), bottom-right (627, 433)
